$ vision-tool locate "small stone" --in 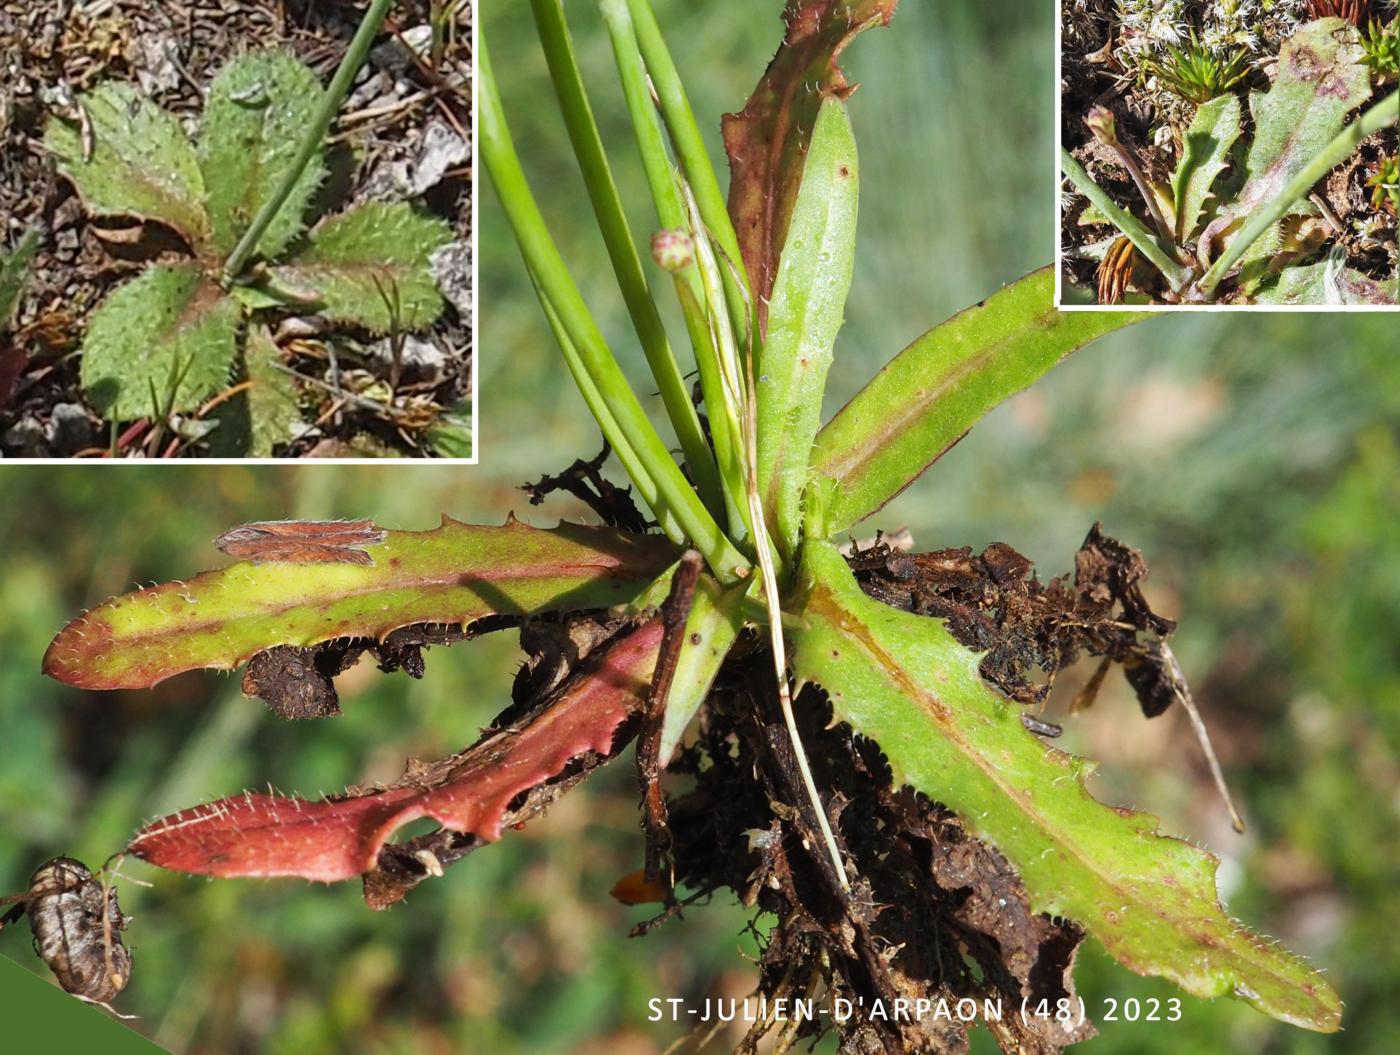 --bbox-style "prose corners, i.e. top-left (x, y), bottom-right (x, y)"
top-left (411, 120), bottom-right (469, 195)
top-left (46, 402), bottom-right (94, 454)
top-left (4, 415), bottom-right (47, 456)
top-left (133, 32), bottom-right (182, 96)
top-left (430, 240), bottom-right (471, 317)
top-left (372, 334), bottom-right (449, 380)
top-left (358, 160), bottom-right (414, 203)
top-left (371, 25), bottom-right (434, 74)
